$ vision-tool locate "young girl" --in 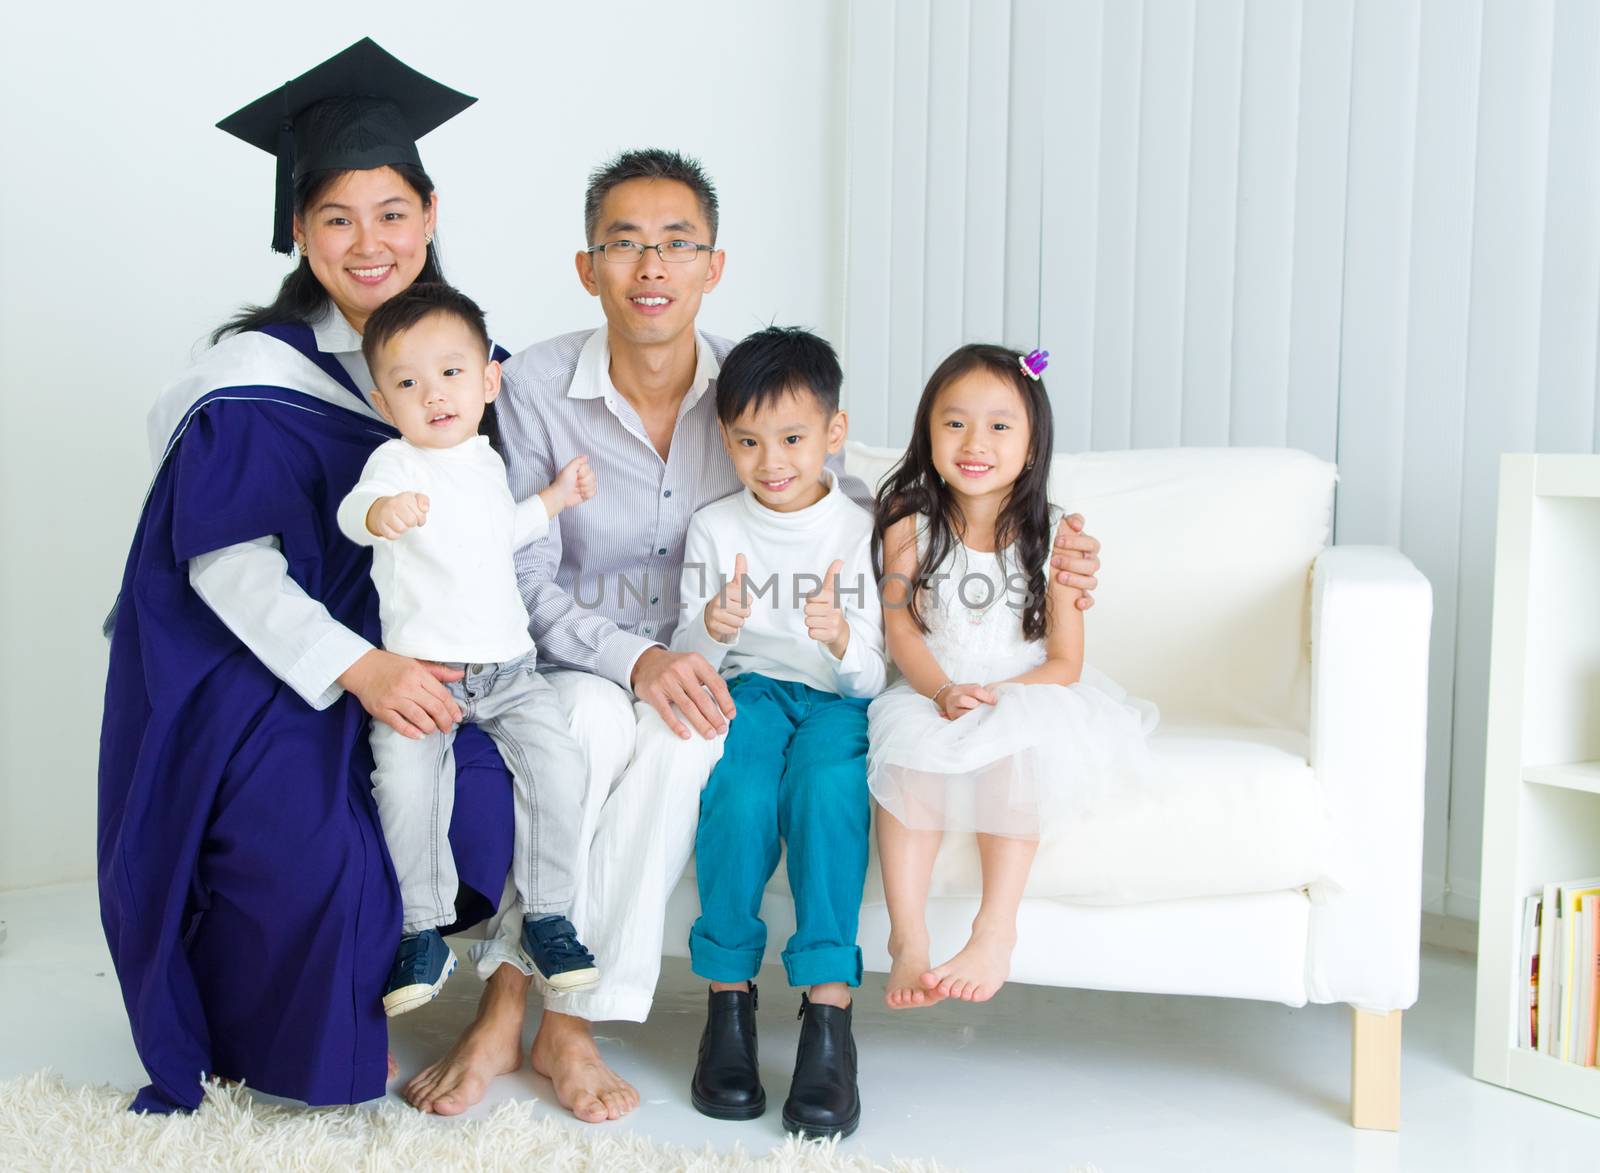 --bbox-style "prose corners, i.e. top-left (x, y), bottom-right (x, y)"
top-left (869, 343), bottom-right (1158, 1009)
